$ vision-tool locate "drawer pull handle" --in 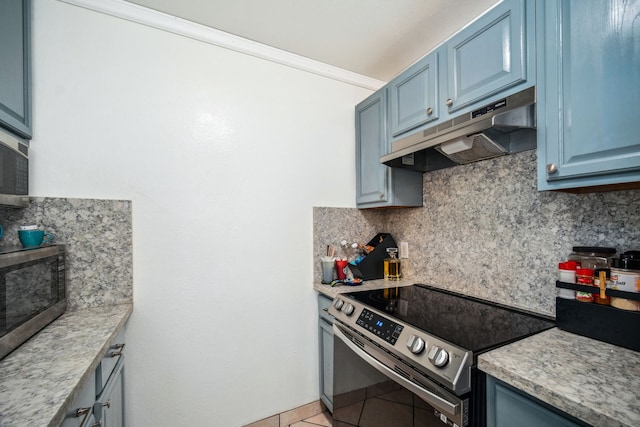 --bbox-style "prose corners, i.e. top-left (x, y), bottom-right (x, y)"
top-left (75, 407), bottom-right (91, 417)
top-left (75, 406), bottom-right (93, 427)
top-left (109, 343), bottom-right (125, 357)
